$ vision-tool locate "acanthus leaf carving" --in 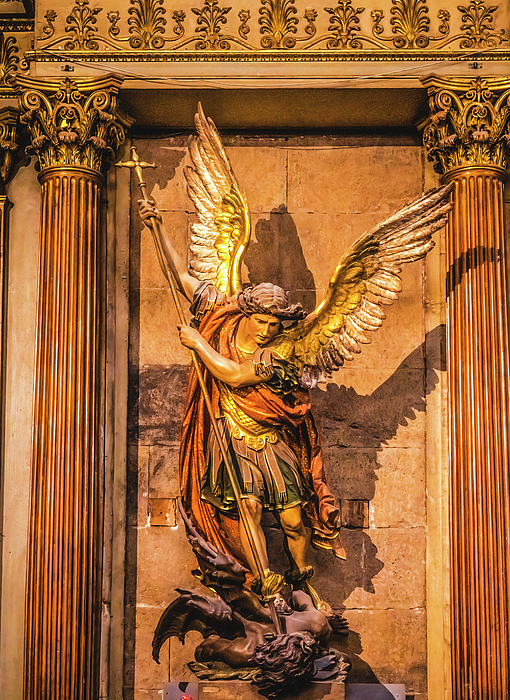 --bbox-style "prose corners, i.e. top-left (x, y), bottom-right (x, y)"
top-left (16, 77), bottom-right (132, 174)
top-left (421, 76), bottom-right (510, 175)
top-left (0, 30), bottom-right (20, 85)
